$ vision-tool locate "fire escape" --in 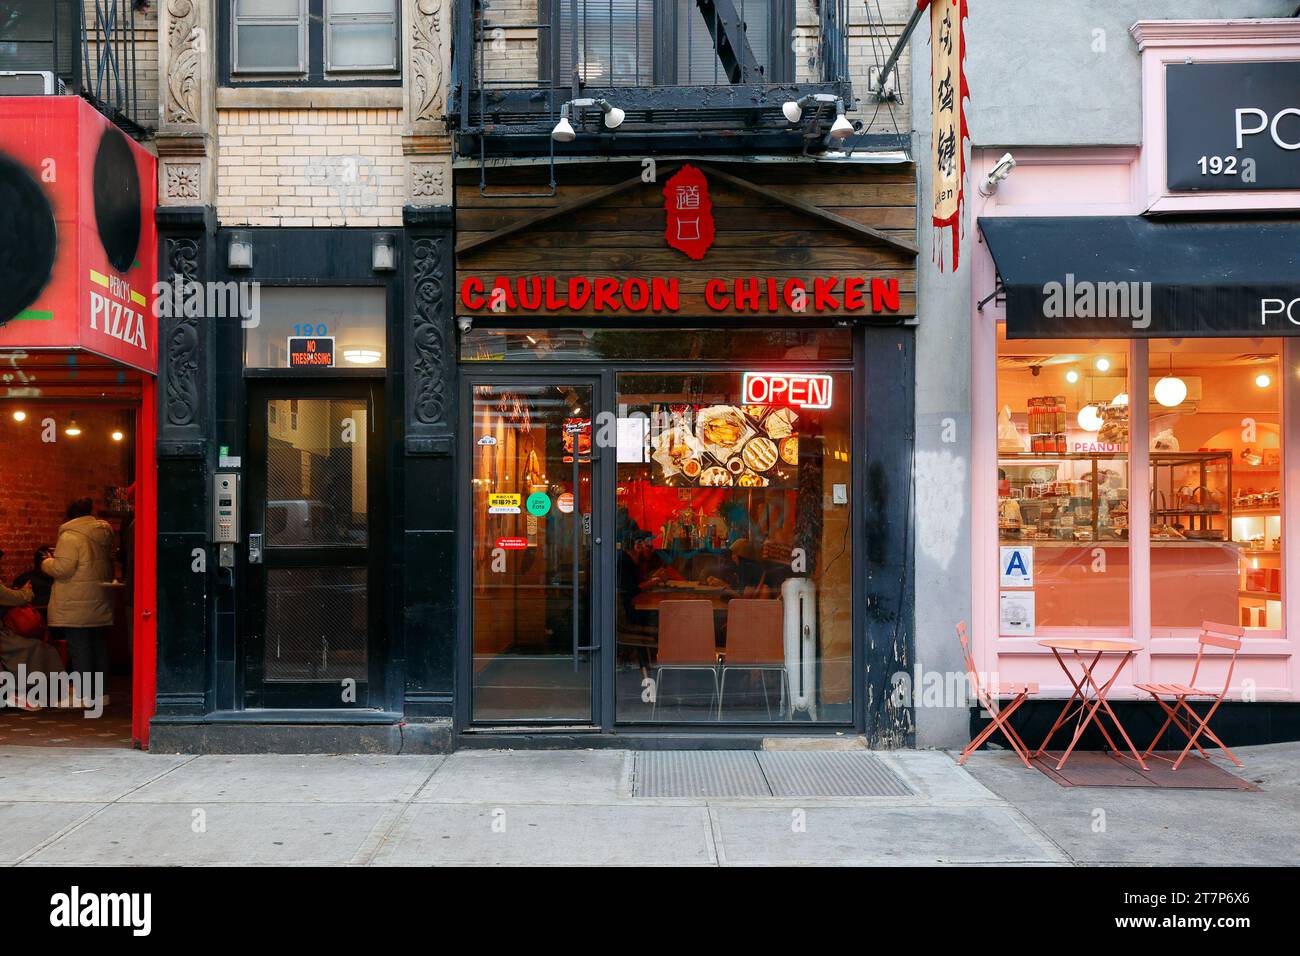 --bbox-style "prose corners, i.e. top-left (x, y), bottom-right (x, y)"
top-left (451, 0), bottom-right (869, 159)
top-left (0, 0), bottom-right (152, 140)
